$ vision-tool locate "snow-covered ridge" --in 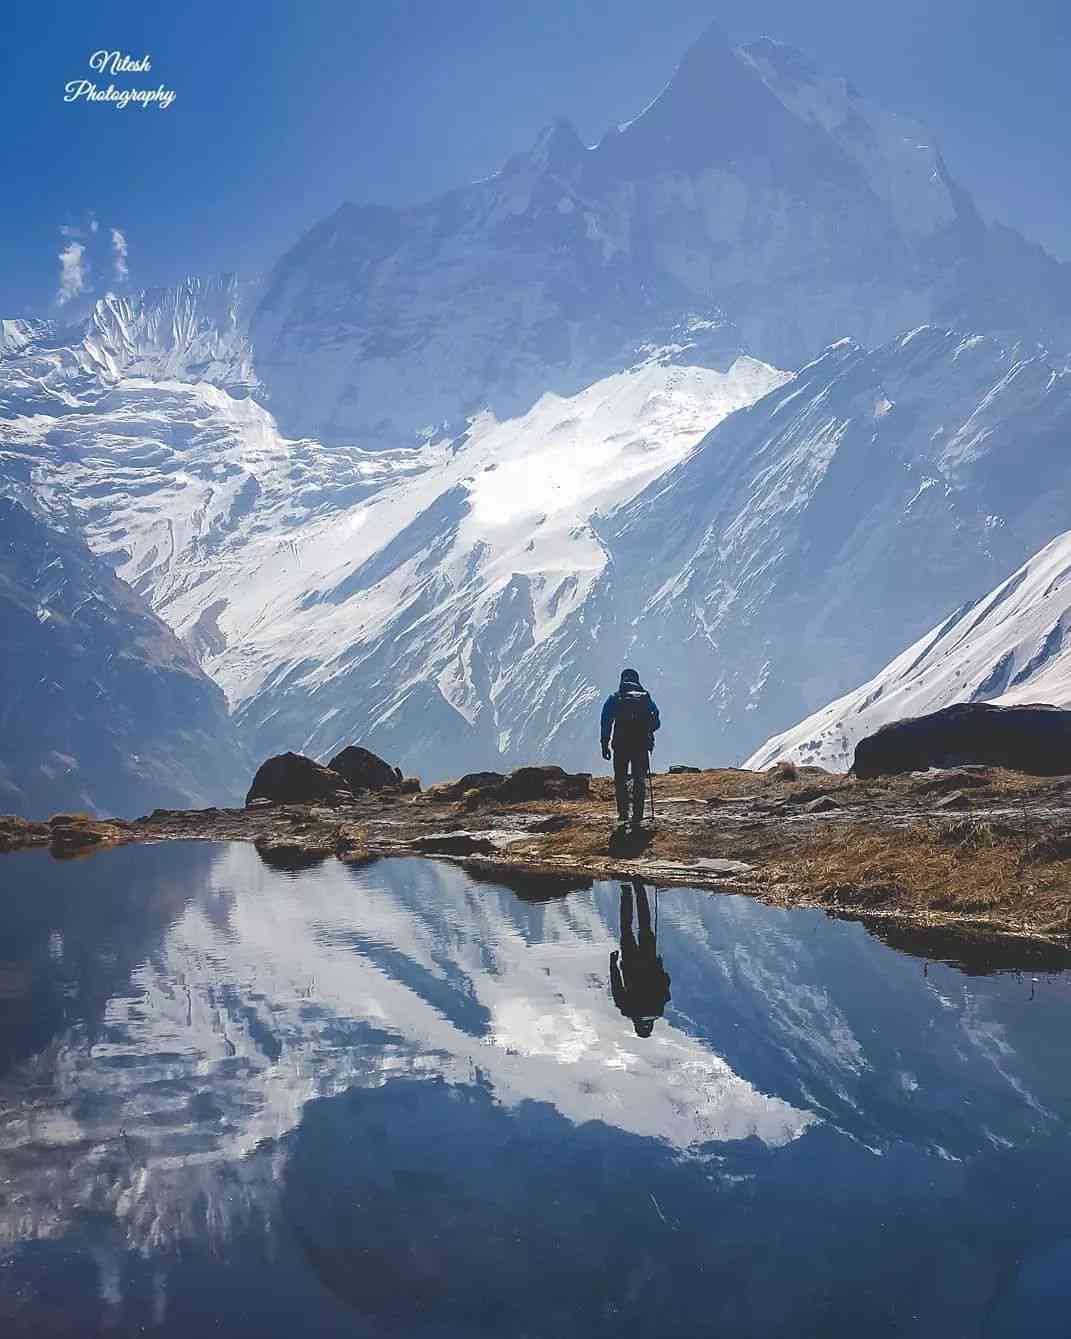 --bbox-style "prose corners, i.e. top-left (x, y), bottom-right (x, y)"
top-left (739, 37), bottom-right (959, 241)
top-left (0, 276), bottom-right (255, 417)
top-left (2, 347), bottom-right (787, 775)
top-left (747, 529), bottom-right (1071, 773)
top-left (82, 277), bottom-right (257, 387)
top-left (8, 310), bottom-right (1071, 784)
top-left (0, 318), bottom-right (46, 356)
